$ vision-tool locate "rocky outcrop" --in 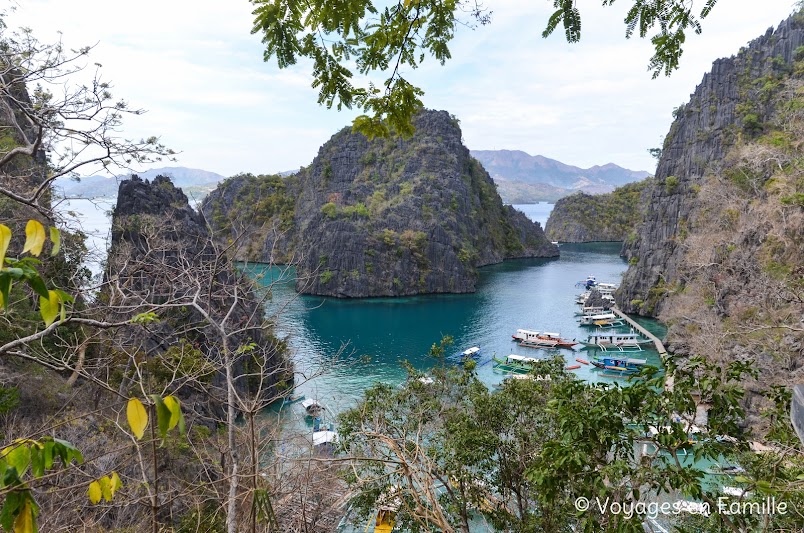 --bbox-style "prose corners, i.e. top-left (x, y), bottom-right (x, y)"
top-left (610, 13), bottom-right (804, 432)
top-left (107, 175), bottom-right (291, 416)
top-left (204, 110), bottom-right (558, 297)
top-left (617, 13), bottom-right (804, 316)
top-left (544, 179), bottom-right (654, 242)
